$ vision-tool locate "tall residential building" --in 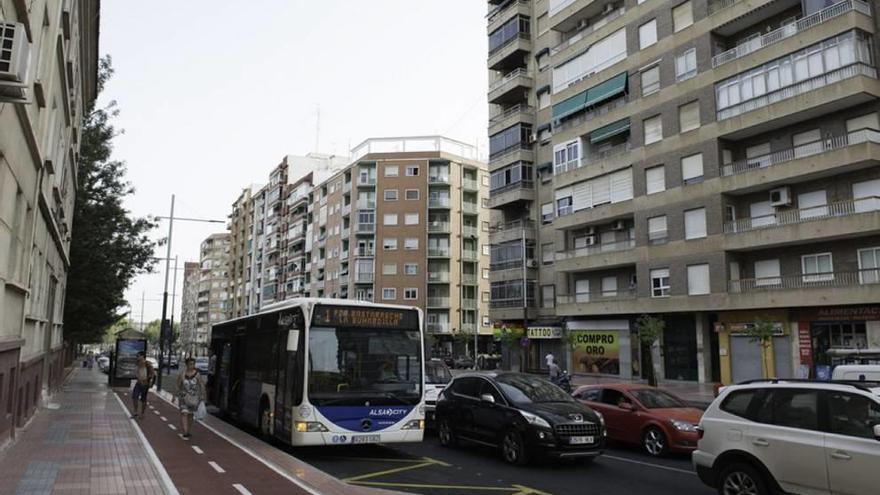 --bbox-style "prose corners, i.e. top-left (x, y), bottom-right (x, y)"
top-left (179, 262), bottom-right (200, 355)
top-left (0, 0), bottom-right (99, 441)
top-left (487, 0), bottom-right (880, 383)
top-left (228, 185), bottom-right (258, 318)
top-left (195, 233), bottom-right (230, 353)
